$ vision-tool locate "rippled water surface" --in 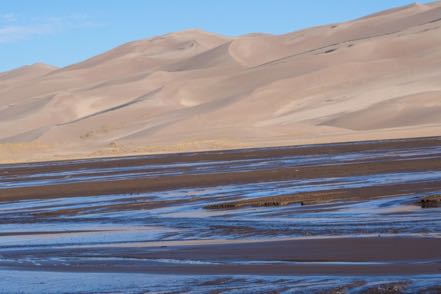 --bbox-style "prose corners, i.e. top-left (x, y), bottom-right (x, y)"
top-left (1, 140), bottom-right (441, 293)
